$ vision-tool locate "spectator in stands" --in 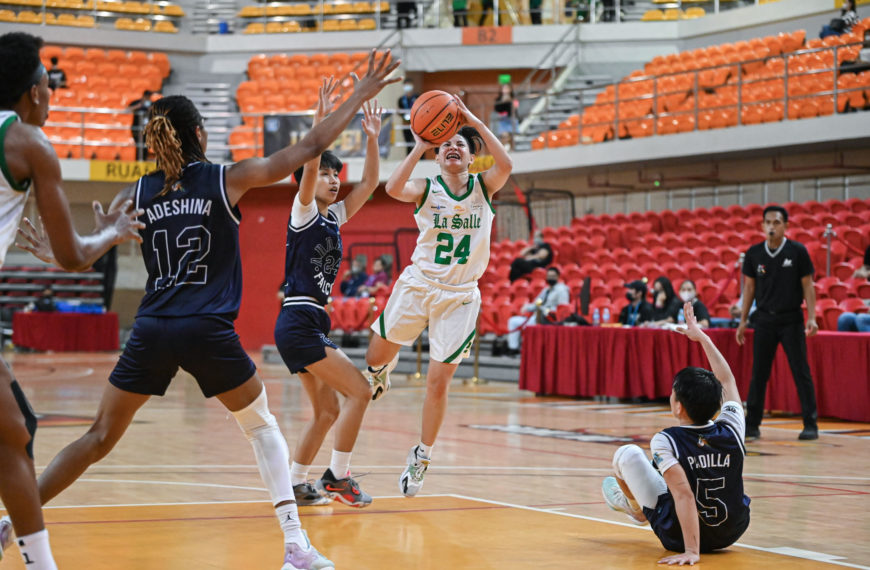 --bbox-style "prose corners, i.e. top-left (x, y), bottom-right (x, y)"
top-left (47, 57), bottom-right (66, 90)
top-left (529, 0), bottom-right (543, 24)
top-left (677, 280), bottom-right (711, 328)
top-left (453, 0), bottom-right (468, 26)
top-left (738, 204), bottom-right (819, 441)
top-left (34, 286), bottom-right (55, 313)
top-left (358, 255), bottom-right (391, 297)
top-left (505, 267), bottom-right (570, 356)
top-left (648, 276), bottom-right (680, 323)
top-left (340, 256), bottom-right (369, 297)
top-left (821, 0), bottom-right (858, 38)
top-left (837, 305), bottom-right (870, 332)
top-left (396, 1), bottom-right (417, 29)
top-left (397, 80), bottom-right (419, 155)
top-left (509, 230), bottom-right (553, 281)
top-left (478, 0), bottom-right (493, 25)
top-left (853, 244), bottom-right (870, 280)
top-left (710, 294), bottom-right (755, 329)
top-left (619, 279), bottom-right (653, 326)
top-left (128, 90), bottom-right (154, 160)
top-left (493, 83), bottom-right (519, 146)
top-left (92, 246), bottom-right (117, 310)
